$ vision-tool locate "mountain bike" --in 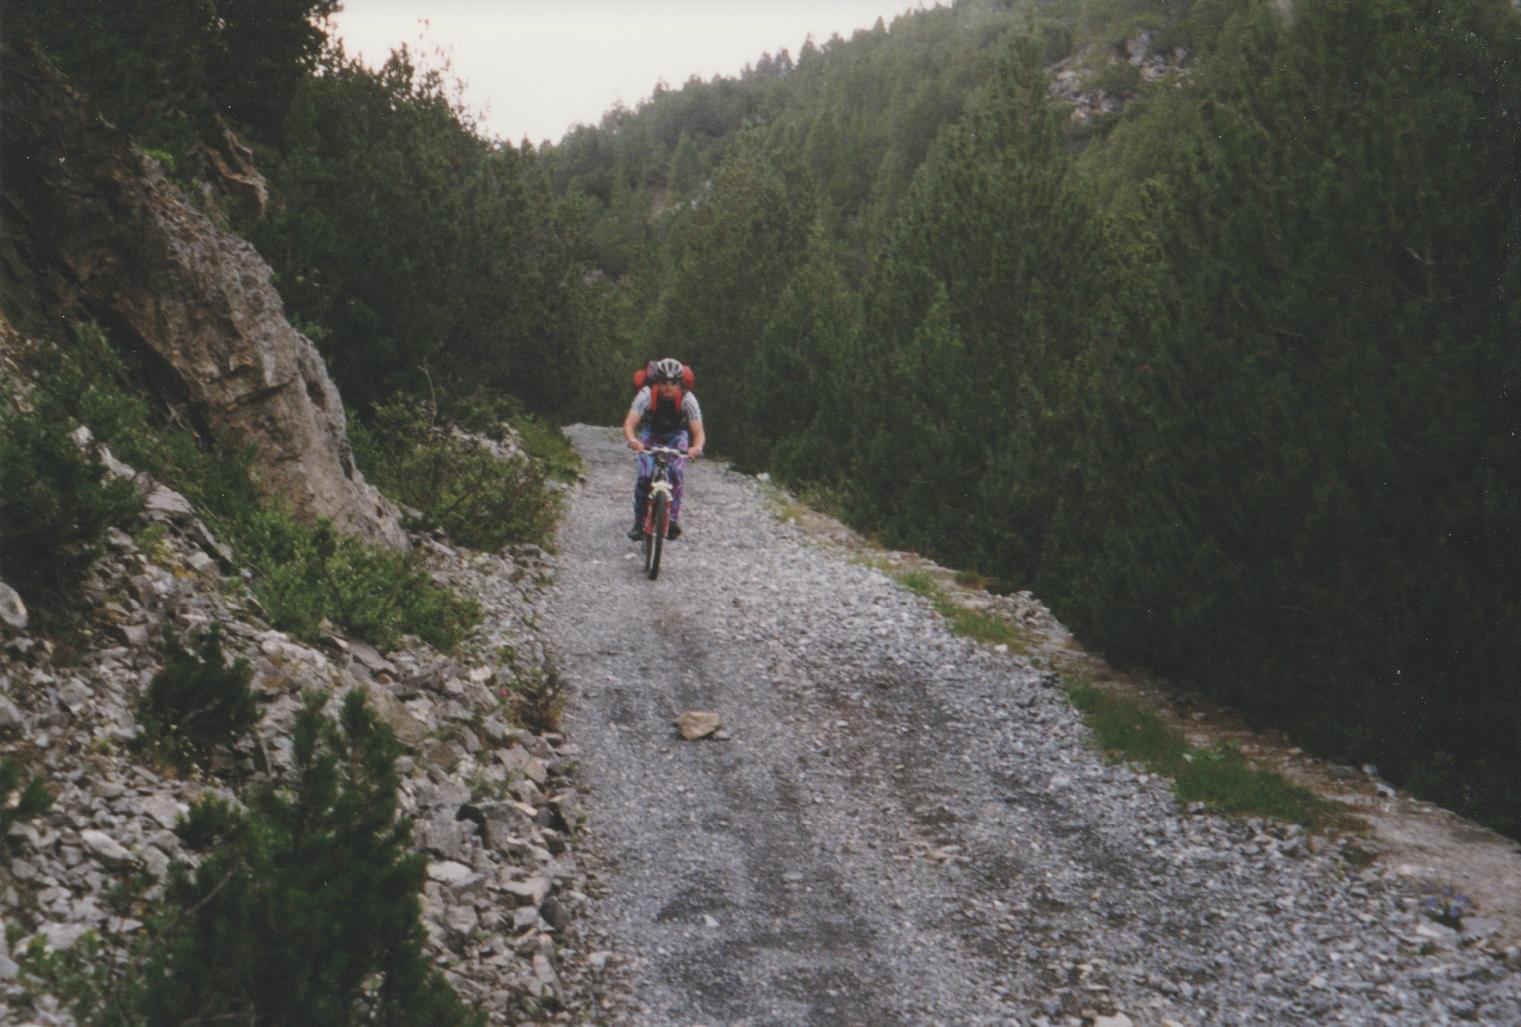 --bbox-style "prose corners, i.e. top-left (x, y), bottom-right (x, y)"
top-left (639, 446), bottom-right (685, 580)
